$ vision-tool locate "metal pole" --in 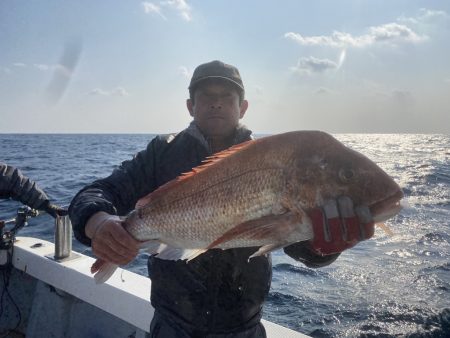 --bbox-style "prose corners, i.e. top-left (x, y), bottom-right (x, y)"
top-left (54, 214), bottom-right (72, 260)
